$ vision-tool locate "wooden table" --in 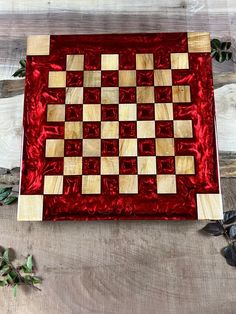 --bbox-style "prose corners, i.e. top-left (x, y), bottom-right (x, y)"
top-left (0, 1), bottom-right (236, 313)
